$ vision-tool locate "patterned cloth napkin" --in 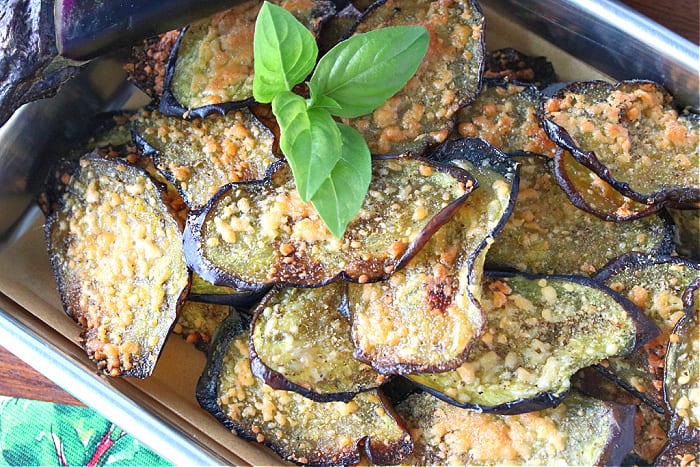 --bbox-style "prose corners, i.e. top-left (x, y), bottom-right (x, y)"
top-left (0, 396), bottom-right (170, 466)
